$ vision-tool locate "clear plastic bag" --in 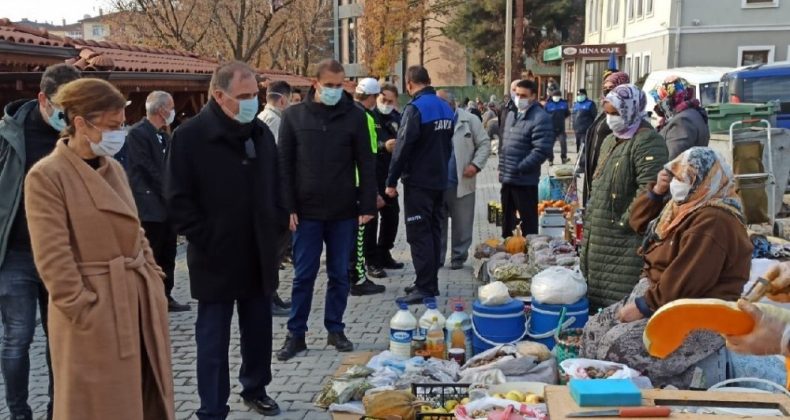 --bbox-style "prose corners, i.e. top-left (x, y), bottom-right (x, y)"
top-left (530, 267), bottom-right (586, 304)
top-left (478, 281), bottom-right (513, 306)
